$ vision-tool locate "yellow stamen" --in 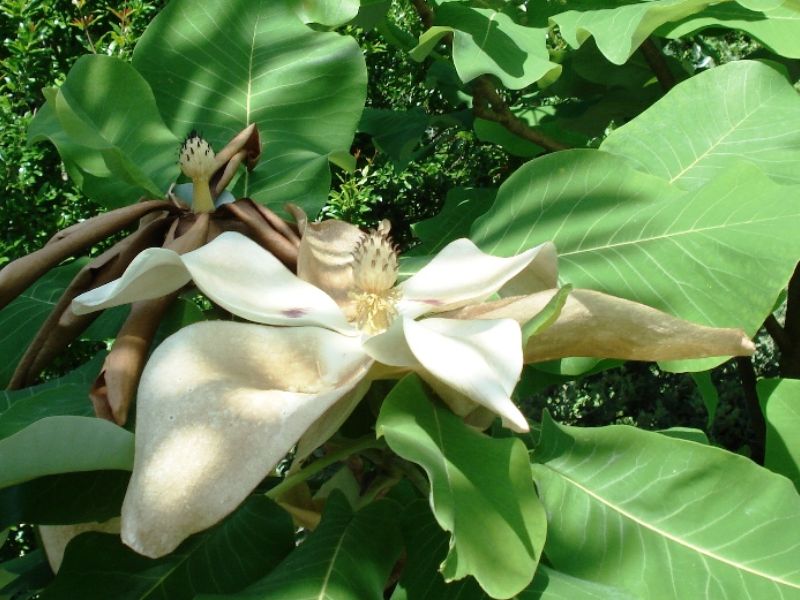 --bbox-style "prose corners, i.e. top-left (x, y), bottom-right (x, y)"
top-left (179, 131), bottom-right (216, 213)
top-left (349, 220), bottom-right (400, 334)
